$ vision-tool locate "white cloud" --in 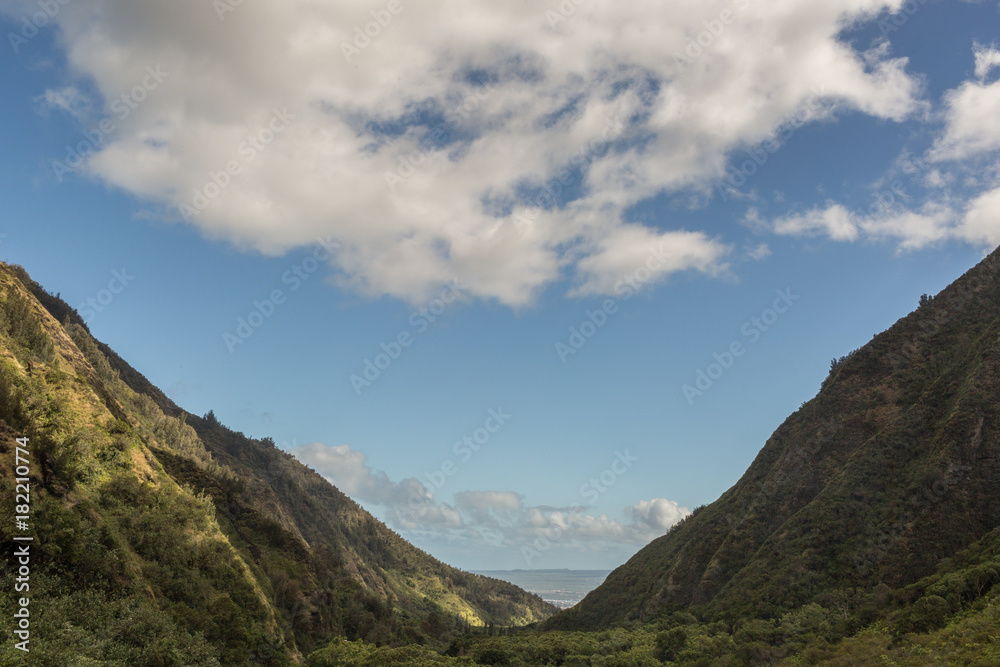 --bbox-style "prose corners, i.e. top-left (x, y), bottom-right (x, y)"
top-left (974, 42), bottom-right (1000, 80)
top-left (929, 44), bottom-right (1000, 162)
top-left (627, 498), bottom-right (690, 532)
top-left (39, 86), bottom-right (92, 121)
top-left (452, 490), bottom-right (688, 546)
top-left (961, 186), bottom-right (1000, 247)
top-left (289, 442), bottom-right (689, 556)
top-left (766, 203), bottom-right (860, 242)
top-left (289, 441), bottom-right (462, 528)
top-left (455, 490), bottom-right (524, 528)
top-left (291, 442), bottom-right (424, 507)
top-left (32, 0), bottom-right (928, 305)
top-left (745, 242), bottom-right (772, 261)
top-left (759, 197), bottom-right (1000, 252)
top-left (923, 169), bottom-right (951, 188)
top-left (569, 225), bottom-right (730, 297)
top-left (858, 203), bottom-right (957, 250)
